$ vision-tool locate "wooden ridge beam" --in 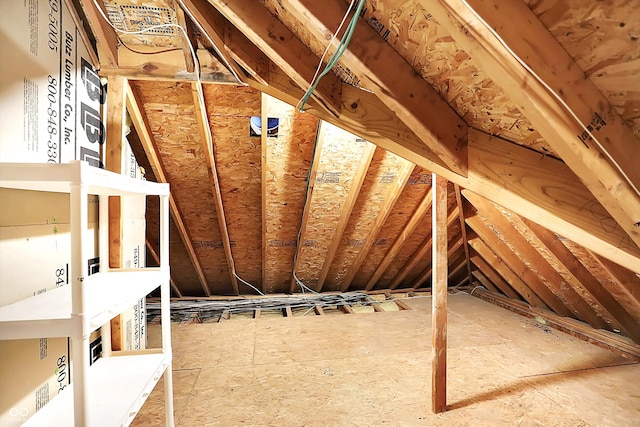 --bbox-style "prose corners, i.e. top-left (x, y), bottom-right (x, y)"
top-left (126, 82), bottom-right (212, 296)
top-left (465, 191), bottom-right (608, 329)
top-left (290, 126), bottom-right (325, 293)
top-left (207, 0), bottom-right (342, 116)
top-left (521, 218), bottom-right (640, 342)
top-left (281, 0), bottom-right (468, 175)
top-left (470, 253), bottom-right (521, 300)
top-left (365, 187), bottom-right (434, 291)
top-left (316, 143), bottom-right (376, 292)
top-left (340, 163), bottom-right (415, 291)
top-left (78, 0), bottom-right (119, 67)
top-left (191, 82), bottom-right (239, 295)
top-left (467, 236), bottom-right (549, 310)
top-left (429, 0), bottom-right (640, 249)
